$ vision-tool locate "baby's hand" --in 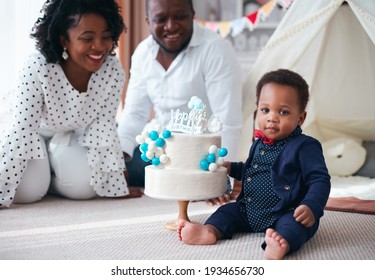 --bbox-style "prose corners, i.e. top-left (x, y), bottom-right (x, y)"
top-left (293, 205), bottom-right (315, 228)
top-left (205, 194), bottom-right (231, 206)
top-left (222, 161), bottom-right (231, 175)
